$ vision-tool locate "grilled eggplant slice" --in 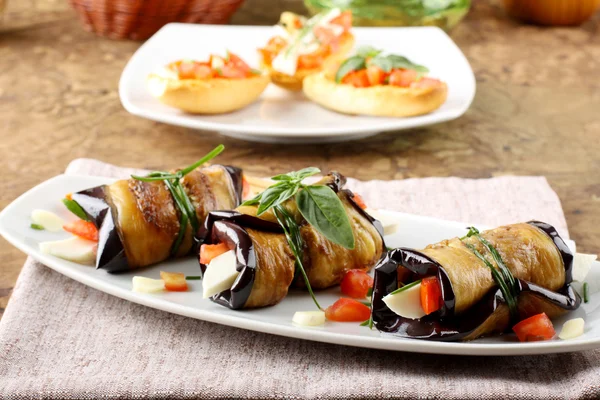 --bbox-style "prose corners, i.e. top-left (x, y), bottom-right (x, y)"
top-left (72, 165), bottom-right (242, 272)
top-left (372, 221), bottom-right (580, 341)
top-left (197, 172), bottom-right (385, 309)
